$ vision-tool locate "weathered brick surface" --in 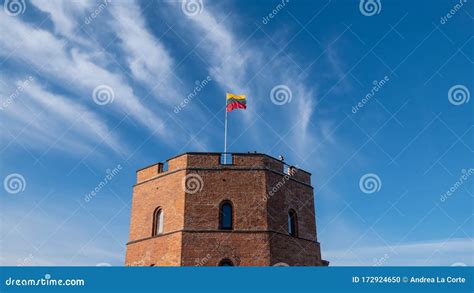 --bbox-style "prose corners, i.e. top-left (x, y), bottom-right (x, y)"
top-left (125, 152), bottom-right (327, 266)
top-left (266, 171), bottom-right (318, 240)
top-left (181, 232), bottom-right (270, 266)
top-left (125, 233), bottom-right (182, 266)
top-left (269, 233), bottom-right (324, 266)
top-left (183, 169), bottom-right (267, 230)
top-left (186, 153), bottom-right (221, 168)
top-left (128, 169), bottom-right (186, 241)
top-left (167, 154), bottom-right (188, 171)
top-left (136, 163), bottom-right (161, 182)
